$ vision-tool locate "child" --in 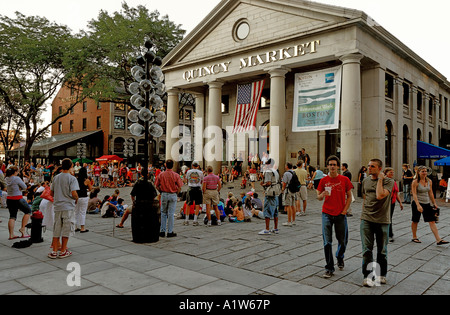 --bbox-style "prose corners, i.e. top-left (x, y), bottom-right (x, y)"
top-left (229, 201), bottom-right (244, 223)
top-left (243, 196), bottom-right (253, 222)
top-left (240, 176), bottom-right (247, 189)
top-left (116, 198), bottom-right (127, 217)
